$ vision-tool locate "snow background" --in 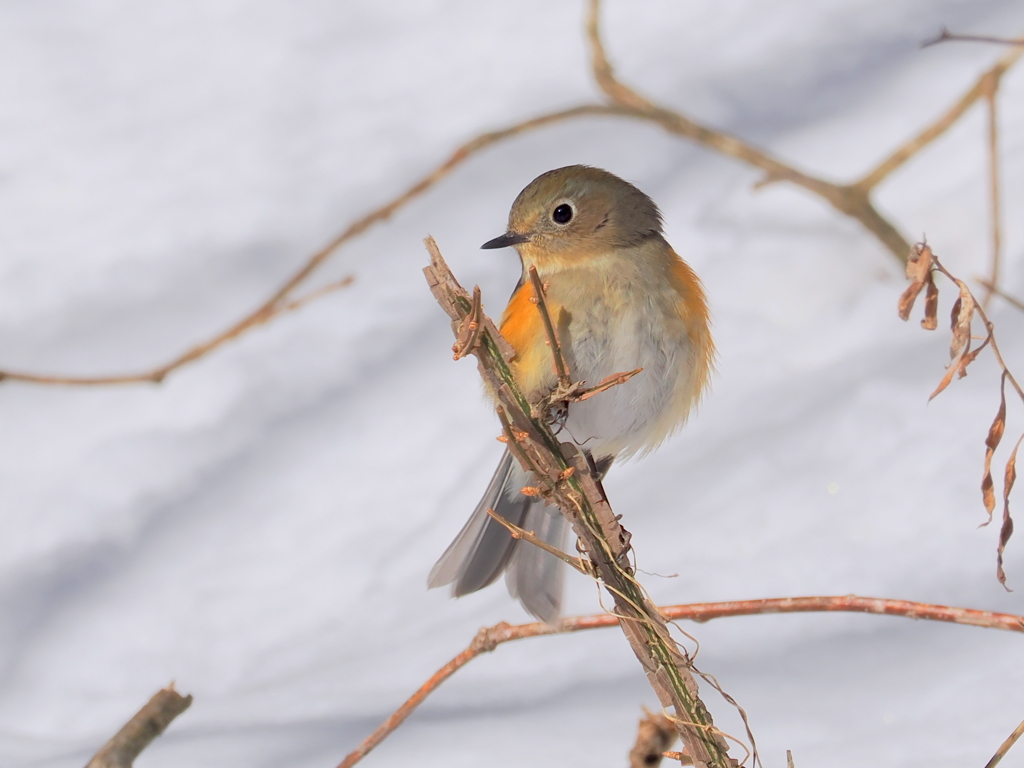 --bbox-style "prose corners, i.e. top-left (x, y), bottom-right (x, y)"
top-left (1, 0), bottom-right (1024, 766)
